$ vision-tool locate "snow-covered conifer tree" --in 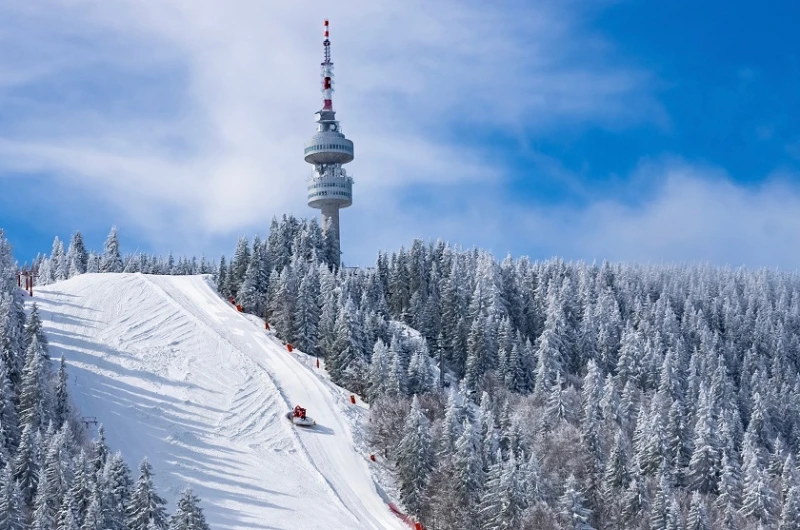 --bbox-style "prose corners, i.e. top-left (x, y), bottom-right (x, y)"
top-left (0, 466), bottom-right (24, 530)
top-left (559, 474), bottom-right (594, 530)
top-left (407, 343), bottom-right (433, 396)
top-left (779, 485), bottom-right (800, 530)
top-left (100, 227), bottom-right (123, 273)
top-left (127, 459), bottom-right (168, 530)
top-left (395, 396), bottom-right (433, 515)
top-left (66, 231), bottom-right (88, 277)
top-left (293, 266), bottom-right (321, 355)
top-left (168, 489), bottom-right (210, 530)
top-left (687, 492), bottom-right (710, 530)
top-left (18, 335), bottom-right (50, 431)
top-left (688, 388), bottom-right (720, 494)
